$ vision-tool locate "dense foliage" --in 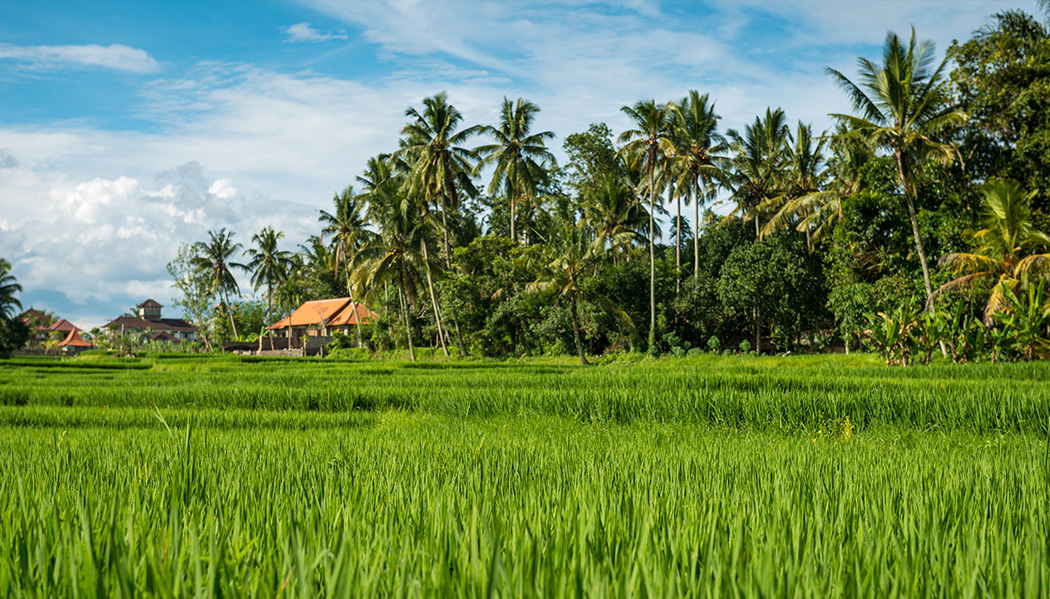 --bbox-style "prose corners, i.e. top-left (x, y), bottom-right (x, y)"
top-left (150, 11), bottom-right (1050, 365)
